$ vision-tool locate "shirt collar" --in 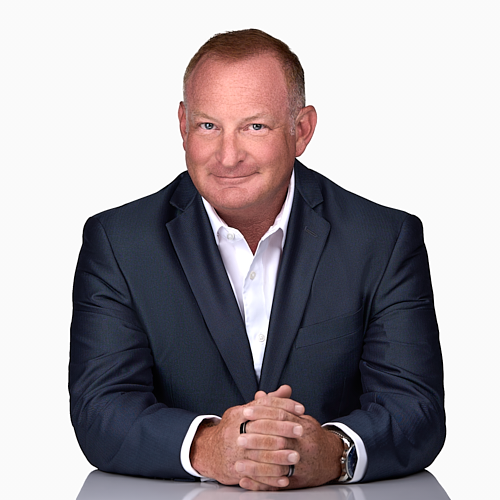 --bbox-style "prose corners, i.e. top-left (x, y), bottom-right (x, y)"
top-left (202, 168), bottom-right (295, 250)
